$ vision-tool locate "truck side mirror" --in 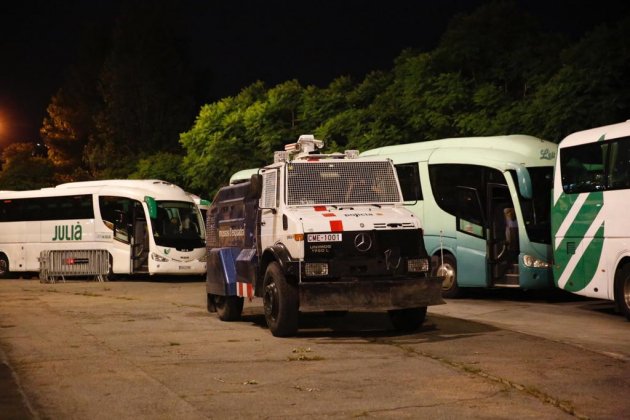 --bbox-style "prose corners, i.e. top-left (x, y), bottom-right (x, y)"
top-left (249, 174), bottom-right (263, 199)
